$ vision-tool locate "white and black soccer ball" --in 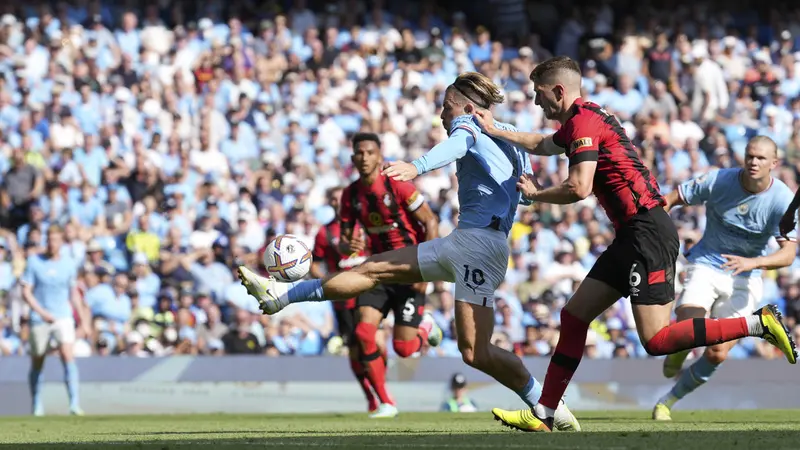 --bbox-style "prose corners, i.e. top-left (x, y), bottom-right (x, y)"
top-left (263, 234), bottom-right (313, 282)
